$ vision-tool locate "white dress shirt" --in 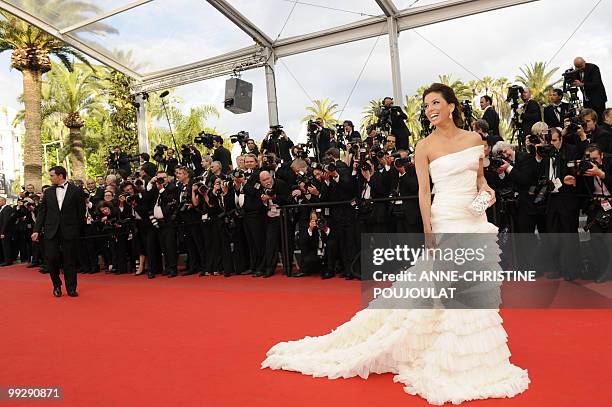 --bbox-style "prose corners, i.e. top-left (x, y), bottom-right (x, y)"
top-left (56, 181), bottom-right (68, 210)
